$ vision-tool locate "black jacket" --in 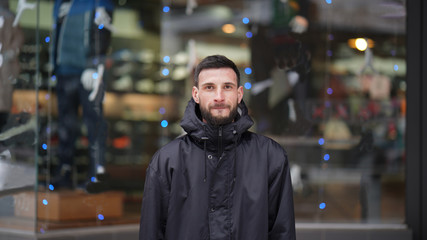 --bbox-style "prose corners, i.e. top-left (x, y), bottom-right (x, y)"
top-left (139, 99), bottom-right (295, 240)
